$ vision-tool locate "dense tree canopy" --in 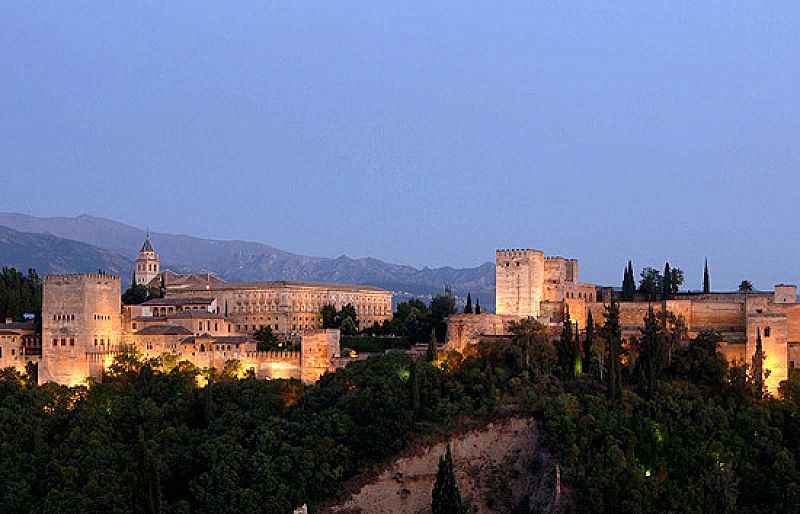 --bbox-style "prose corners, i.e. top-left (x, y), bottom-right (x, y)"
top-left (0, 267), bottom-right (41, 329)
